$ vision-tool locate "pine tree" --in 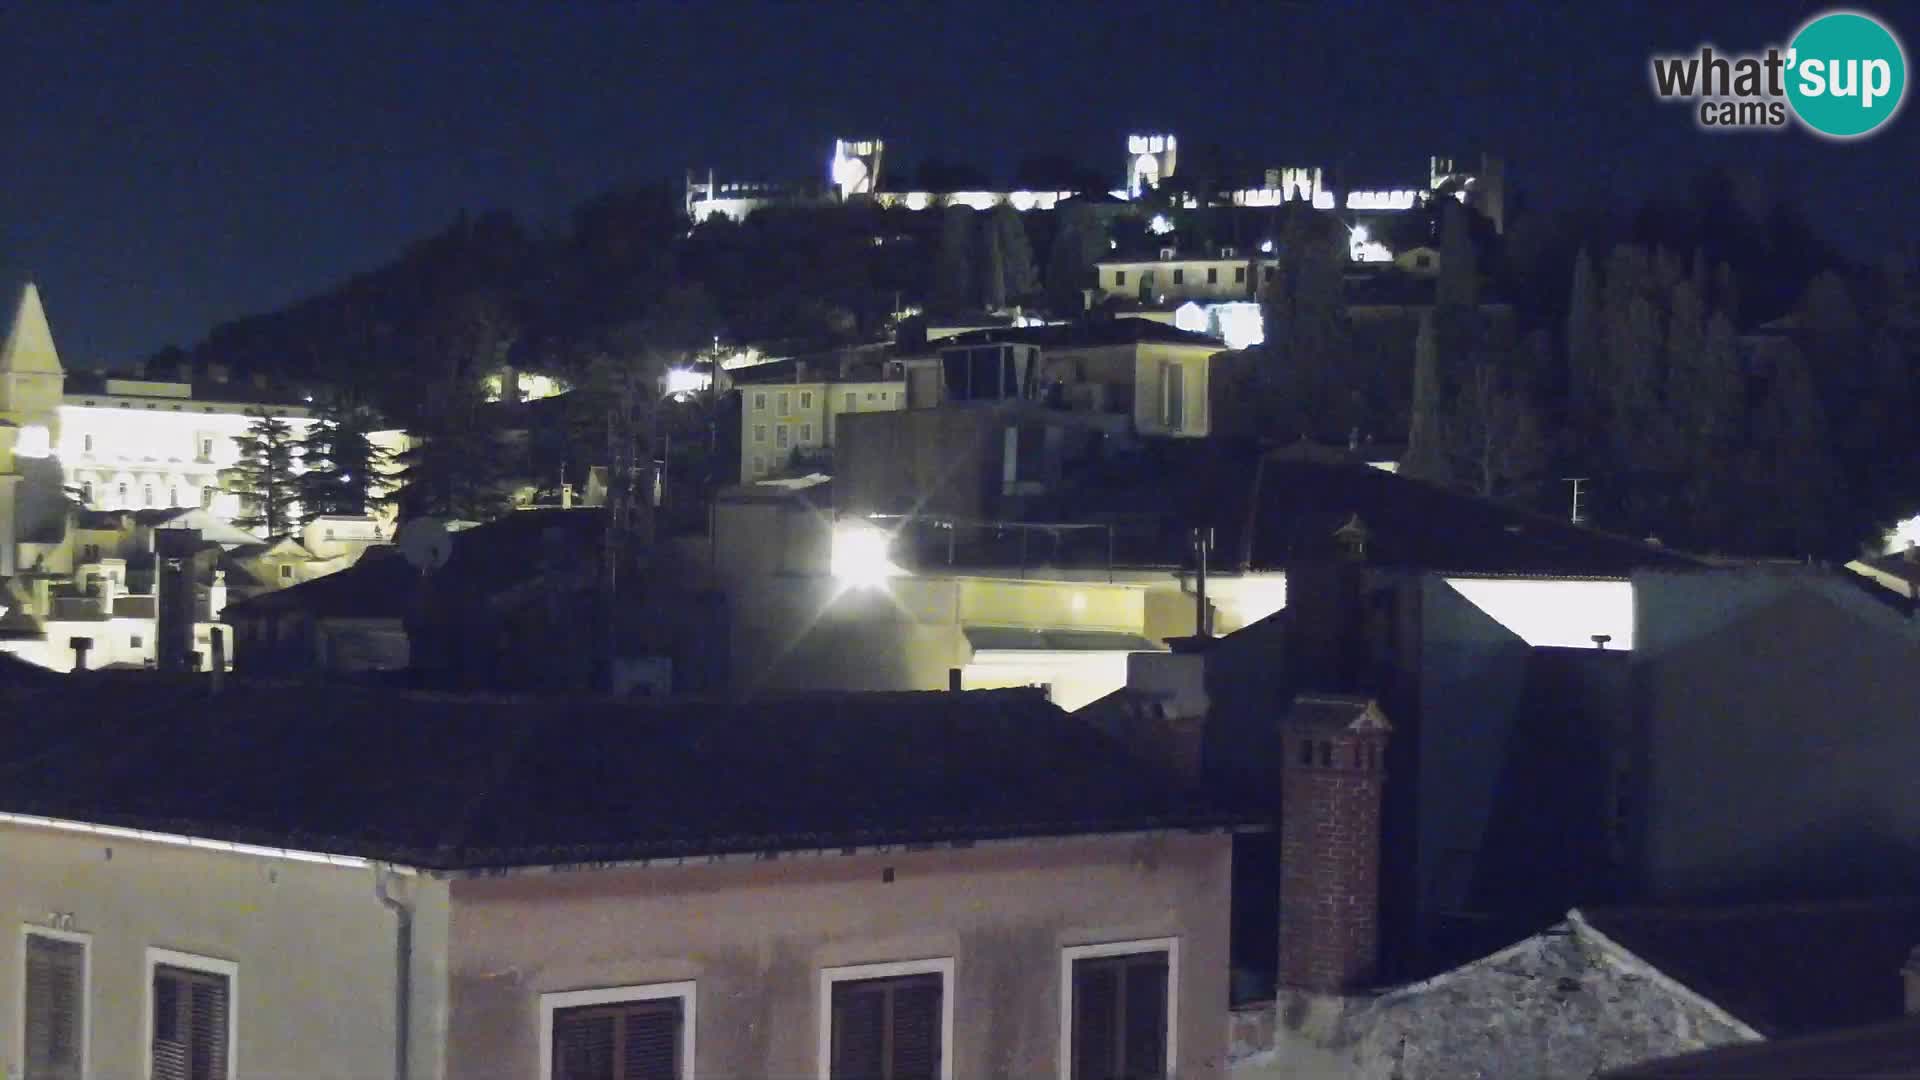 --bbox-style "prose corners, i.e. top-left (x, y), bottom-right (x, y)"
top-left (1436, 202), bottom-right (1479, 310)
top-left (1258, 209), bottom-right (1352, 440)
top-left (990, 202), bottom-right (1039, 301)
top-left (387, 378), bottom-right (513, 522)
top-left (1044, 204), bottom-right (1104, 315)
top-left (1403, 309), bottom-right (1451, 483)
top-left (1566, 247), bottom-right (1606, 438)
top-left (223, 410), bottom-right (301, 536)
top-left (979, 211), bottom-right (1007, 311)
top-left (1673, 310), bottom-right (1746, 547)
top-left (297, 399), bottom-right (394, 524)
top-left (1744, 339), bottom-right (1837, 556)
top-left (932, 205), bottom-right (976, 313)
